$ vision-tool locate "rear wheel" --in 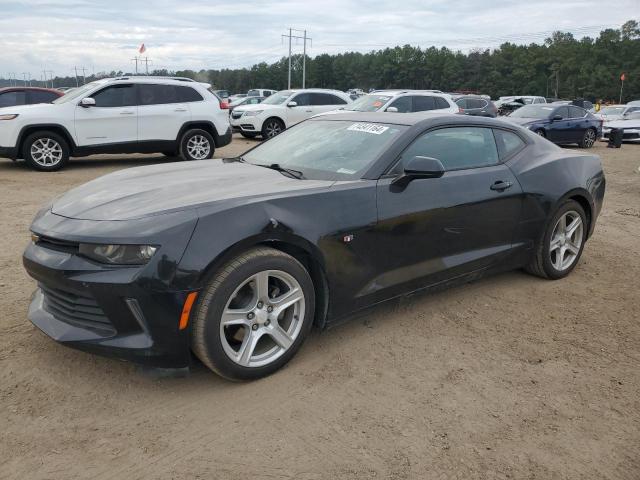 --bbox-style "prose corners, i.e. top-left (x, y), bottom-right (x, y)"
top-left (23, 131), bottom-right (70, 171)
top-left (525, 200), bottom-right (587, 280)
top-left (179, 129), bottom-right (214, 161)
top-left (535, 129), bottom-right (546, 138)
top-left (579, 128), bottom-right (596, 148)
top-left (261, 118), bottom-right (285, 139)
top-left (191, 247), bottom-right (315, 381)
